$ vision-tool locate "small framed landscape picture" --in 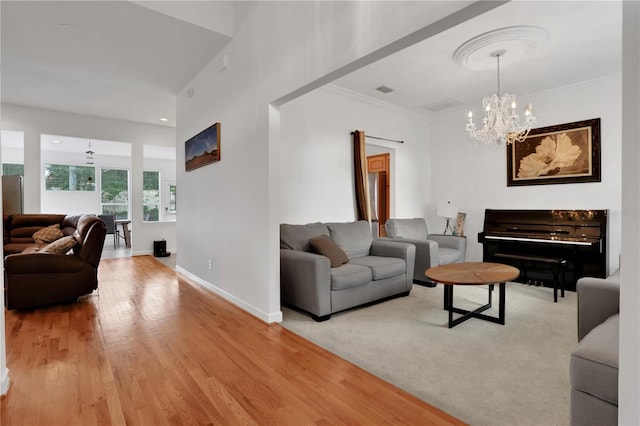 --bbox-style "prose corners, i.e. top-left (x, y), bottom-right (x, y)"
top-left (507, 118), bottom-right (601, 186)
top-left (185, 122), bottom-right (221, 172)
